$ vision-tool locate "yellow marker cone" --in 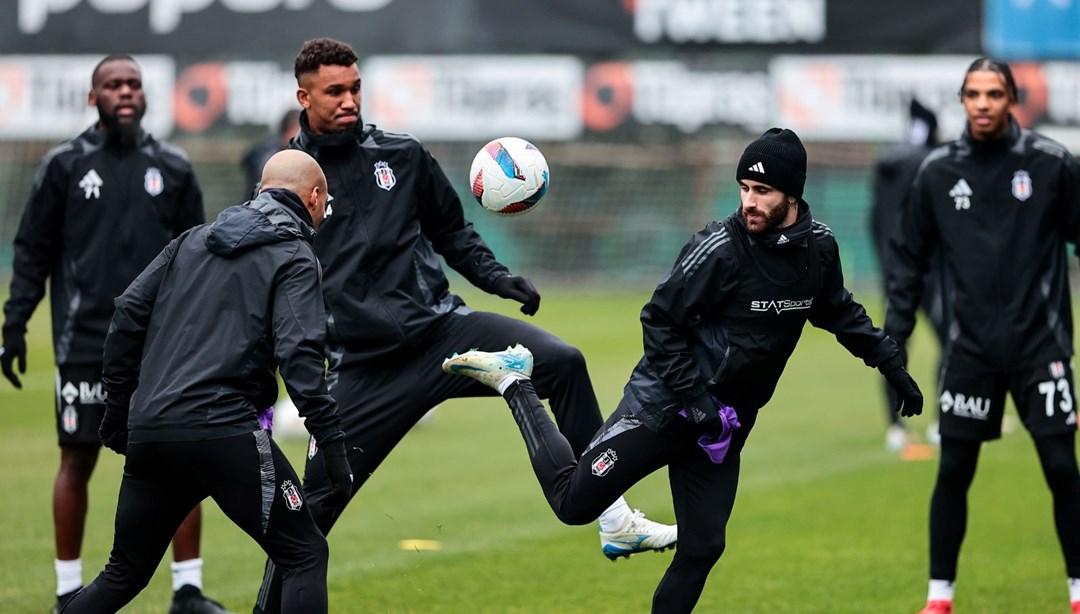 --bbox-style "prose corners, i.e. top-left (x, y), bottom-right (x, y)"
top-left (399, 539), bottom-right (442, 551)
